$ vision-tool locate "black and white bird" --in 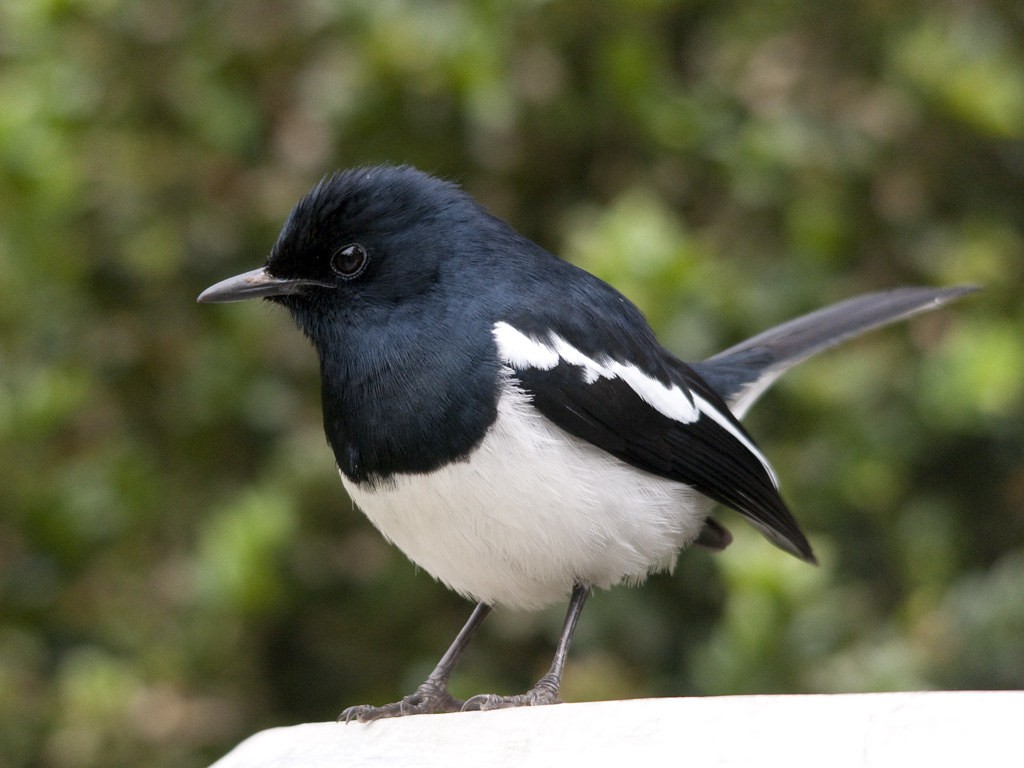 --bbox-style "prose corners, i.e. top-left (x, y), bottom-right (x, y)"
top-left (198, 165), bottom-right (973, 722)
